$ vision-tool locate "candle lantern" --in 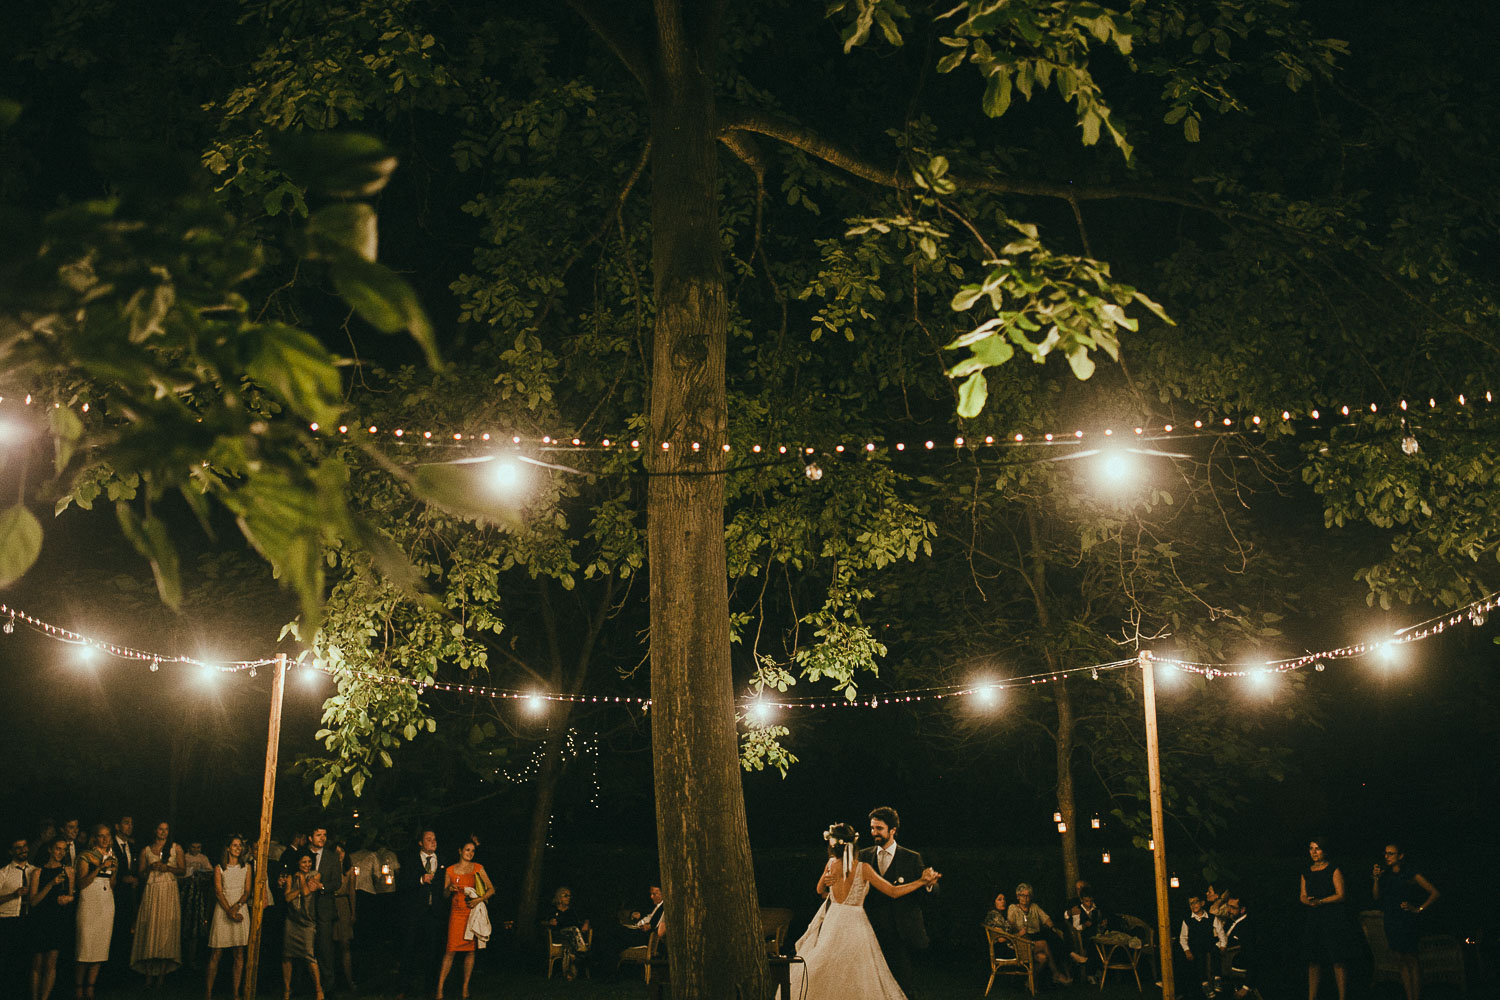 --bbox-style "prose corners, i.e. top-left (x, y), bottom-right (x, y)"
top-left (1090, 814), bottom-right (1101, 829)
top-left (1102, 851), bottom-right (1111, 864)
top-left (1056, 822), bottom-right (1067, 833)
